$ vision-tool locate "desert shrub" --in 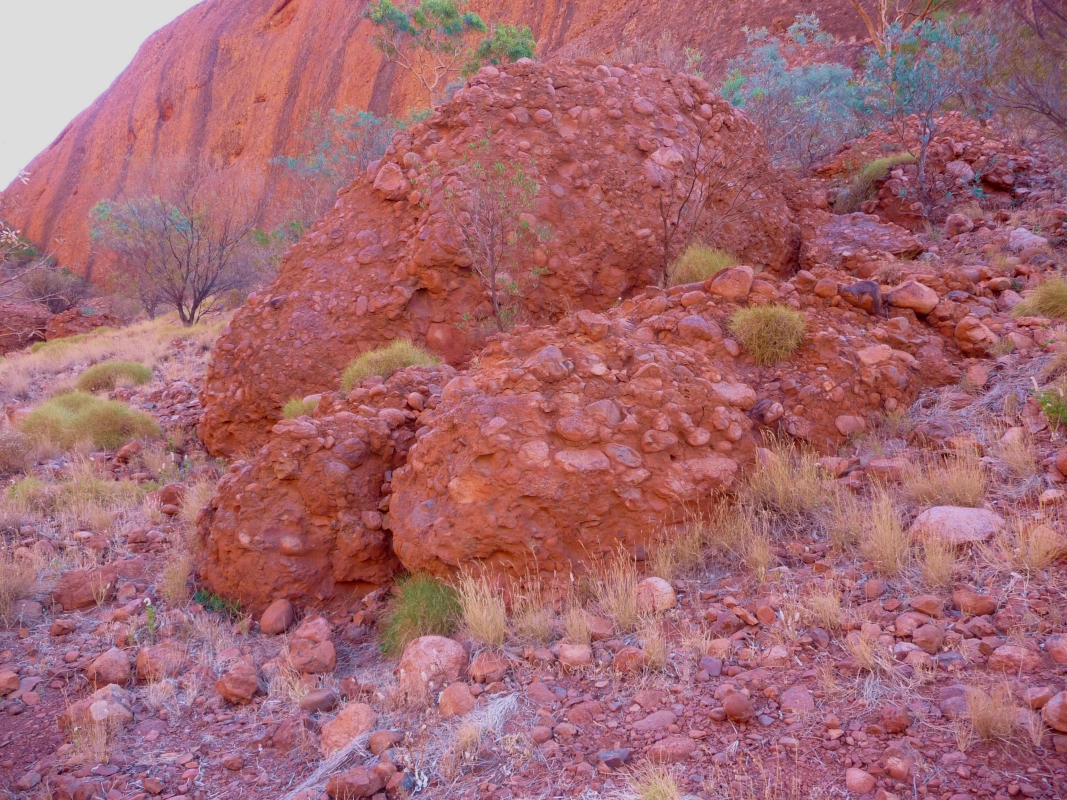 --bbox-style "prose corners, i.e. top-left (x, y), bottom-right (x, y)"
top-left (614, 30), bottom-right (704, 75)
top-left (666, 245), bottom-right (737, 286)
top-left (0, 430), bottom-right (32, 475)
top-left (722, 15), bottom-right (862, 167)
top-left (18, 263), bottom-right (91, 313)
top-left (20, 392), bottom-right (160, 450)
top-left (626, 764), bottom-right (683, 800)
top-left (380, 574), bottom-right (460, 656)
top-left (1035, 382), bottom-right (1067, 428)
top-left (1012, 278), bottom-right (1067, 319)
top-left (282, 397), bottom-right (319, 419)
top-left (728, 305), bottom-right (806, 365)
top-left (75, 361), bottom-right (153, 393)
top-left (341, 340), bottom-right (440, 392)
top-left (833, 153), bottom-right (917, 213)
